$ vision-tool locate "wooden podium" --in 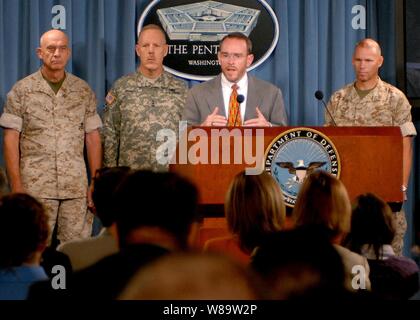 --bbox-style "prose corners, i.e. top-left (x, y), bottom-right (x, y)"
top-left (170, 126), bottom-right (403, 211)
